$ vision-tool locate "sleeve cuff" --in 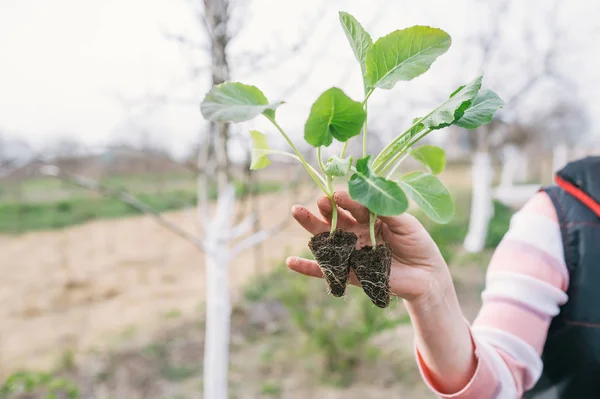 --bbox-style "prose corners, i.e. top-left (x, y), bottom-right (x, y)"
top-left (414, 322), bottom-right (500, 398)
